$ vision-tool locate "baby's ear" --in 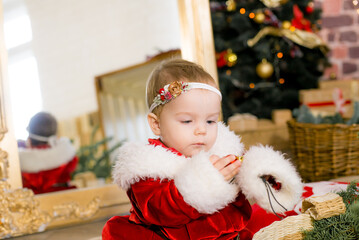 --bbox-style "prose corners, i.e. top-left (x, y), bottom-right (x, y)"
top-left (147, 113), bottom-right (161, 136)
